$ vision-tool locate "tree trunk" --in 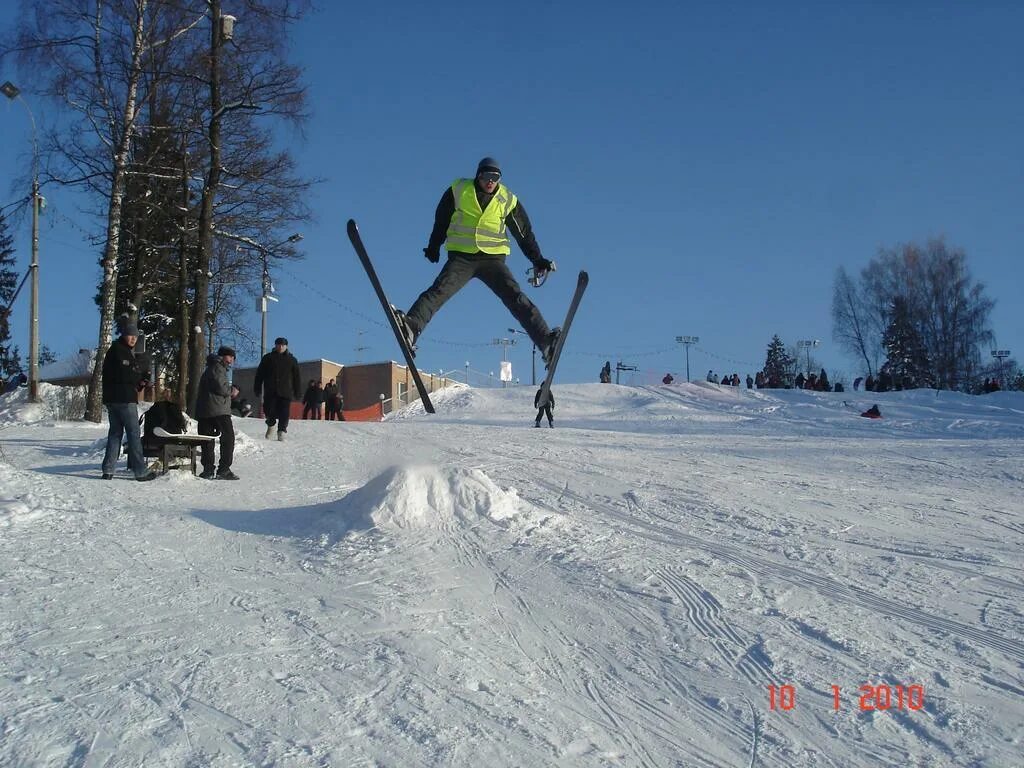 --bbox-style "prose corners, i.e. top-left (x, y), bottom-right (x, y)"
top-left (83, 1), bottom-right (149, 422)
top-left (186, 0), bottom-right (222, 415)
